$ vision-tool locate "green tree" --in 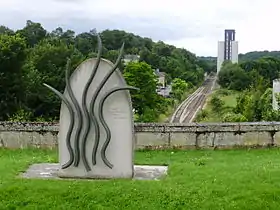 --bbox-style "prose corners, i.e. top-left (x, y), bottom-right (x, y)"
top-left (16, 20), bottom-right (47, 47)
top-left (235, 92), bottom-right (255, 121)
top-left (0, 34), bottom-right (26, 120)
top-left (210, 96), bottom-right (225, 113)
top-left (74, 31), bottom-right (97, 56)
top-left (0, 21), bottom-right (211, 121)
top-left (0, 26), bottom-right (14, 35)
top-left (123, 62), bottom-right (164, 122)
top-left (104, 50), bottom-right (120, 63)
top-left (239, 57), bottom-right (280, 88)
top-left (239, 50), bottom-right (280, 61)
top-left (222, 113), bottom-right (247, 122)
top-left (22, 39), bottom-right (84, 120)
top-left (218, 62), bottom-right (250, 90)
top-left (171, 78), bottom-right (188, 100)
top-left (197, 57), bottom-right (216, 73)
